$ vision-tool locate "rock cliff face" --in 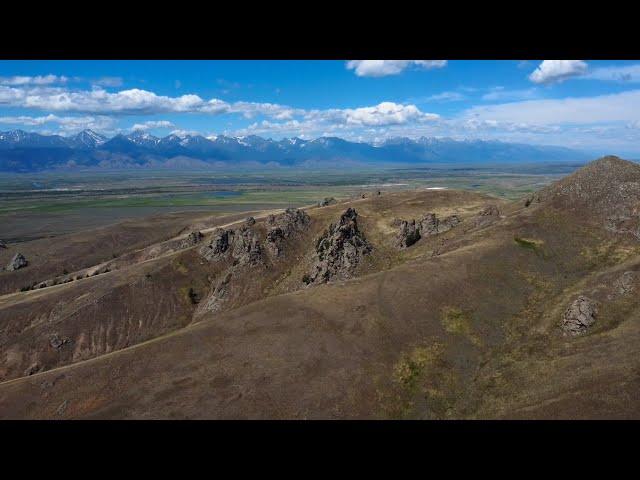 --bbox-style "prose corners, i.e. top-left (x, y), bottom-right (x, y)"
top-left (395, 219), bottom-right (421, 248)
top-left (305, 208), bottom-right (372, 285)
